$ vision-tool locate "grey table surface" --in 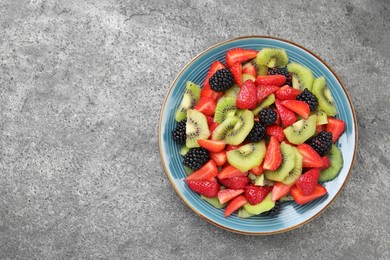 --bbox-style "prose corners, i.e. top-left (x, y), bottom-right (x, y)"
top-left (1, 0), bottom-right (389, 259)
